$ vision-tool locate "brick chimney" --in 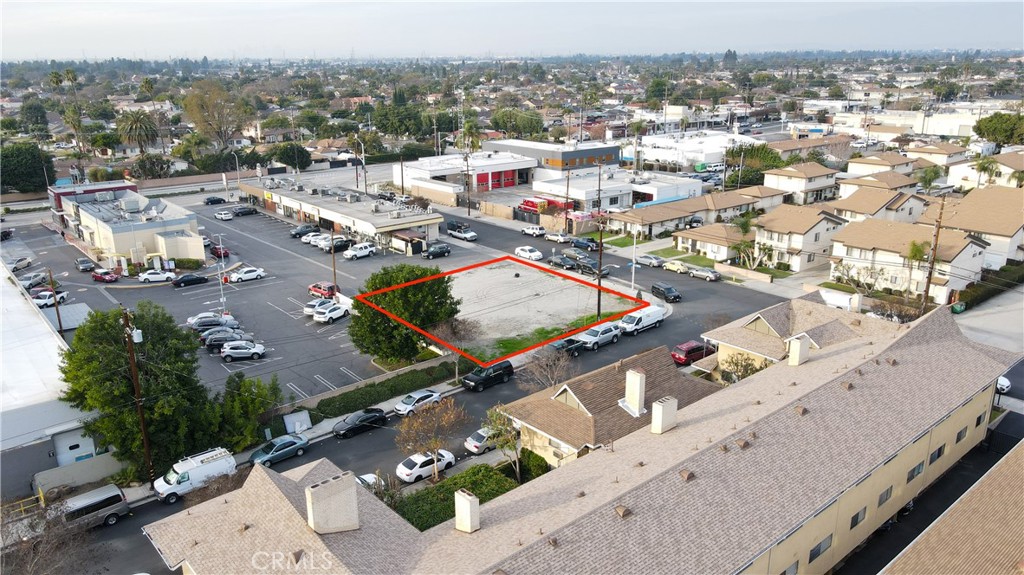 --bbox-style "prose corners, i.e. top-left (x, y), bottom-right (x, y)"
top-left (454, 488), bottom-right (480, 533)
top-left (650, 396), bottom-right (678, 434)
top-left (618, 369), bottom-right (647, 417)
top-left (305, 472), bottom-right (359, 534)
